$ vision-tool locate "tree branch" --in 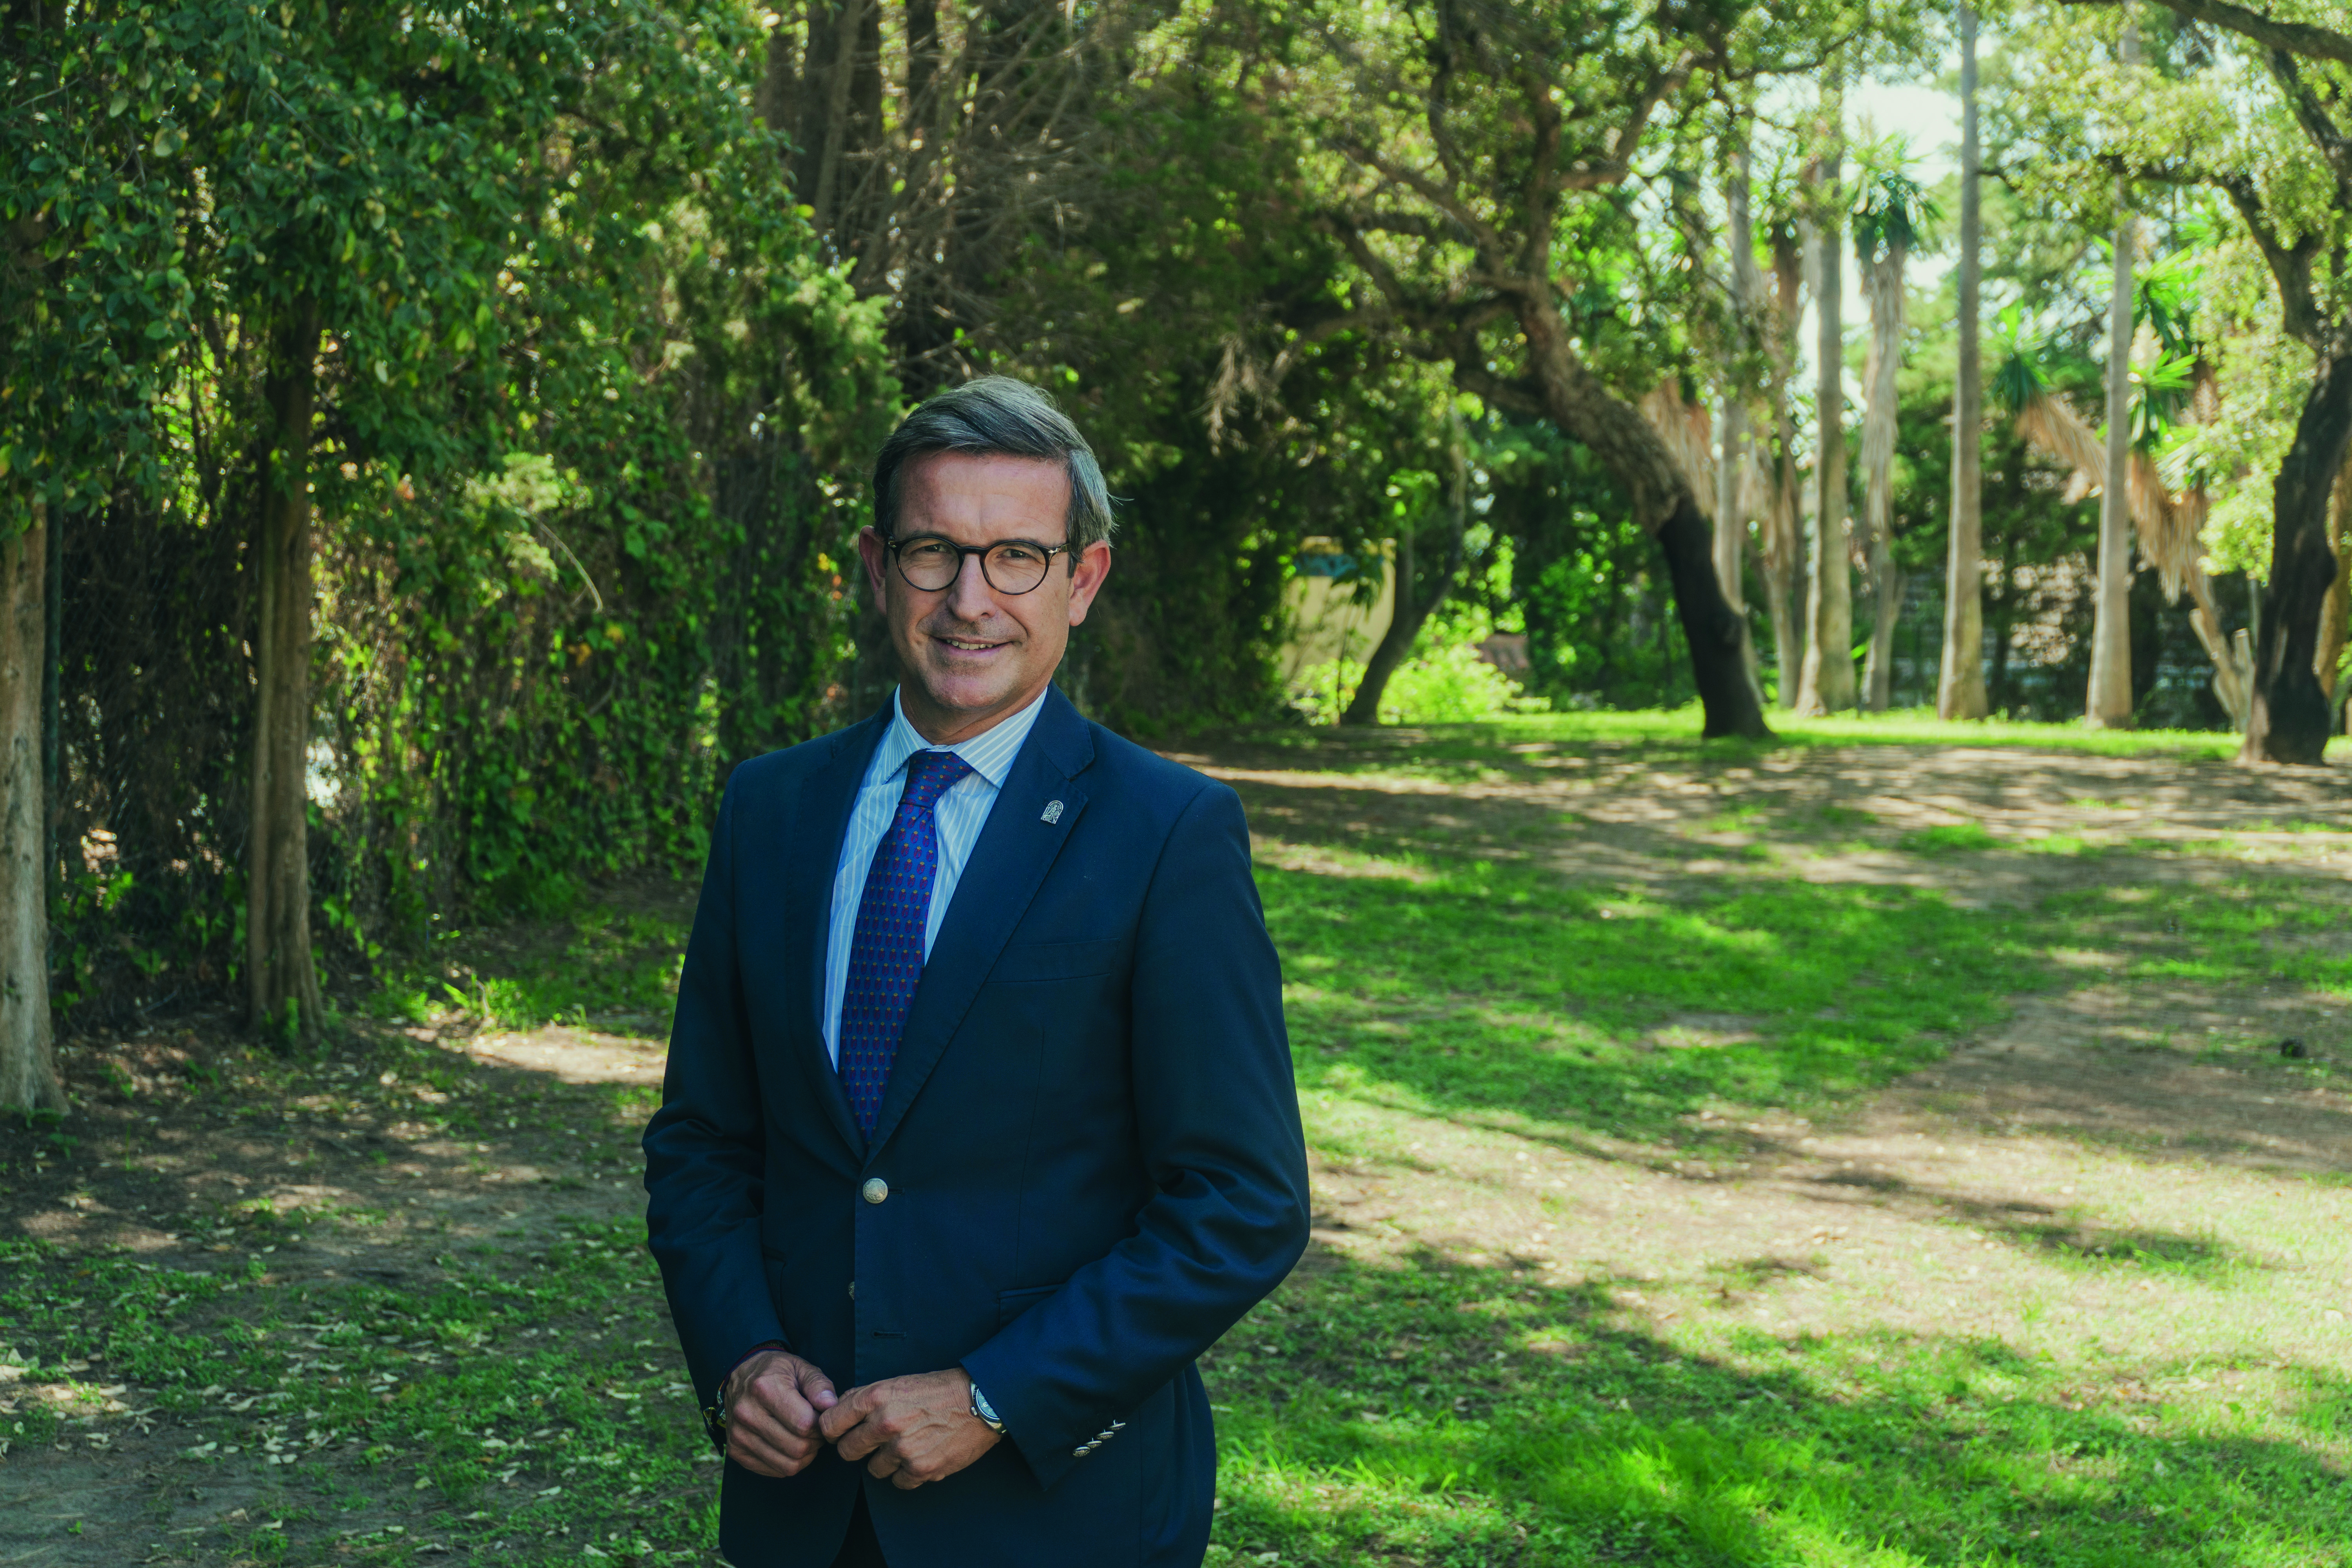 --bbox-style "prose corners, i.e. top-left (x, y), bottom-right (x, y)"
top-left (1517, 62), bottom-right (1563, 279)
top-left (2057, 0), bottom-right (2352, 69)
top-left (2216, 172), bottom-right (2325, 343)
top-left (1445, 357), bottom-right (1544, 416)
top-left (1329, 137), bottom-right (1511, 260)
top-left (2261, 46), bottom-right (2352, 201)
